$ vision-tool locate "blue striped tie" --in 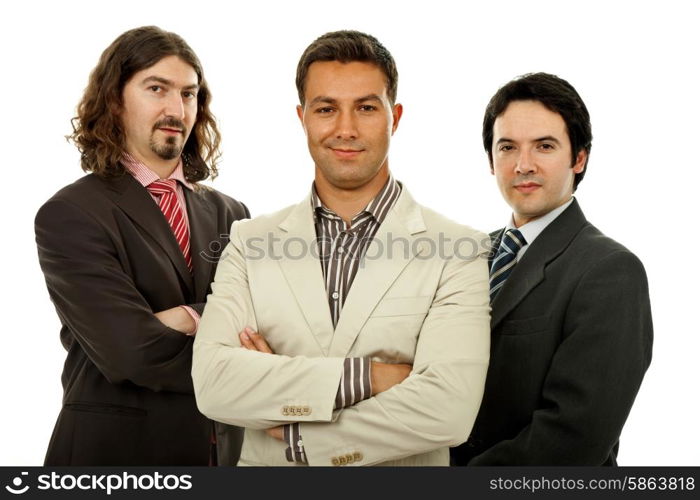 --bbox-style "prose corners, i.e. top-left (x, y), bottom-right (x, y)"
top-left (489, 229), bottom-right (527, 302)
